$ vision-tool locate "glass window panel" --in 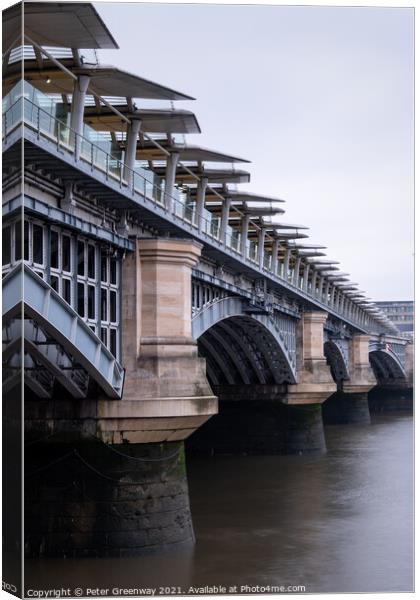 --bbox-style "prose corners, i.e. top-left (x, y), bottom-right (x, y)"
top-left (50, 230), bottom-right (59, 268)
top-left (77, 241), bottom-right (85, 276)
top-left (101, 288), bottom-right (107, 321)
top-left (110, 290), bottom-right (117, 322)
top-left (2, 225), bottom-right (11, 265)
top-left (32, 224), bottom-right (44, 264)
top-left (101, 251), bottom-right (108, 282)
top-left (15, 221), bottom-right (22, 261)
top-left (88, 285), bottom-right (95, 319)
top-left (110, 329), bottom-right (117, 357)
top-left (63, 278), bottom-right (71, 305)
top-left (101, 328), bottom-right (107, 346)
top-left (50, 275), bottom-right (59, 292)
top-left (62, 235), bottom-right (71, 272)
top-left (24, 221), bottom-right (29, 260)
top-left (77, 282), bottom-right (85, 317)
top-left (110, 258), bottom-right (117, 284)
top-left (88, 245), bottom-right (95, 279)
